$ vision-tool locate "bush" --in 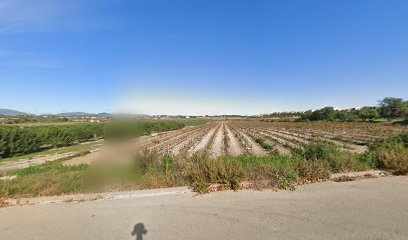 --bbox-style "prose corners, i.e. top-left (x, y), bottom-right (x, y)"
top-left (229, 155), bottom-right (300, 190)
top-left (302, 141), bottom-right (368, 172)
top-left (302, 141), bottom-right (335, 161)
top-left (378, 143), bottom-right (408, 175)
top-left (265, 157), bottom-right (300, 190)
top-left (298, 159), bottom-right (330, 182)
top-left (366, 134), bottom-right (408, 175)
top-left (186, 154), bottom-right (244, 193)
